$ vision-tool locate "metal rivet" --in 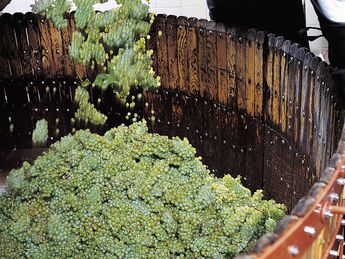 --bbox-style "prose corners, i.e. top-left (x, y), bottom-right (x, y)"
top-left (288, 246), bottom-right (299, 256)
top-left (336, 235), bottom-right (344, 241)
top-left (304, 226), bottom-right (316, 236)
top-left (329, 193), bottom-right (339, 203)
top-left (323, 210), bottom-right (333, 218)
top-left (337, 178), bottom-right (345, 185)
